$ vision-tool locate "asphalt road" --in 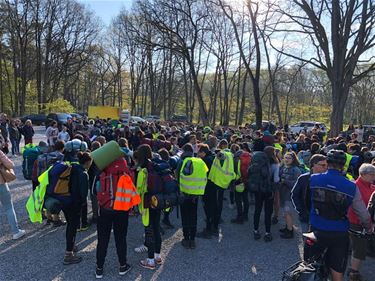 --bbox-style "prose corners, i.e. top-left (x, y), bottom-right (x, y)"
top-left (0, 127), bottom-right (373, 281)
